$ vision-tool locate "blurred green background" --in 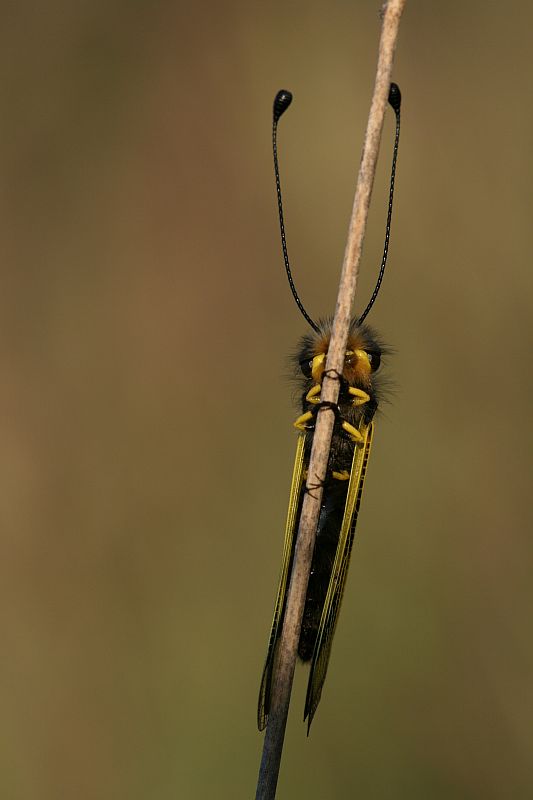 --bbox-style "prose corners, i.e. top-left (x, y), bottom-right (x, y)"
top-left (1, 2), bottom-right (532, 798)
